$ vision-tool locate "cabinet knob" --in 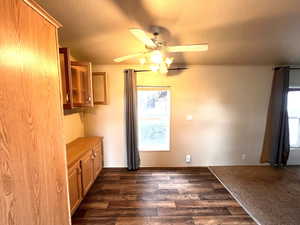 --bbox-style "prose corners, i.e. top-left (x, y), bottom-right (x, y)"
top-left (87, 96), bottom-right (91, 102)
